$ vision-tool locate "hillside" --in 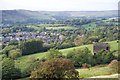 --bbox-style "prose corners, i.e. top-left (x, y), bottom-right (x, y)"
top-left (1, 10), bottom-right (118, 24)
top-left (14, 40), bottom-right (119, 77)
top-left (17, 40), bottom-right (119, 61)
